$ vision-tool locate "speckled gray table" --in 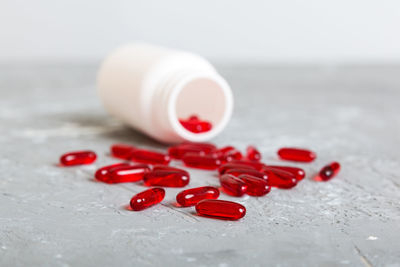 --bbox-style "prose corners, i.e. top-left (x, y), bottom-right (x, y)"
top-left (0, 64), bottom-right (399, 267)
